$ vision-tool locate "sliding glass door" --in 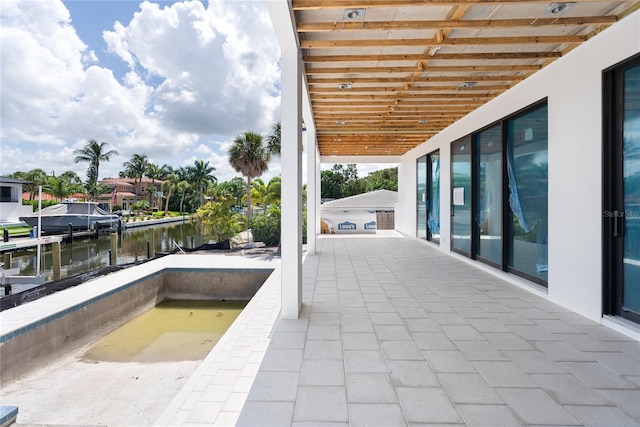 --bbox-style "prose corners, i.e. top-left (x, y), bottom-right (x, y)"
top-left (451, 137), bottom-right (472, 255)
top-left (604, 55), bottom-right (640, 324)
top-left (507, 105), bottom-right (548, 282)
top-left (428, 151), bottom-right (441, 242)
top-left (417, 156), bottom-right (427, 239)
top-left (449, 102), bottom-right (548, 286)
top-left (475, 125), bottom-right (502, 266)
top-left (417, 151), bottom-right (441, 242)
